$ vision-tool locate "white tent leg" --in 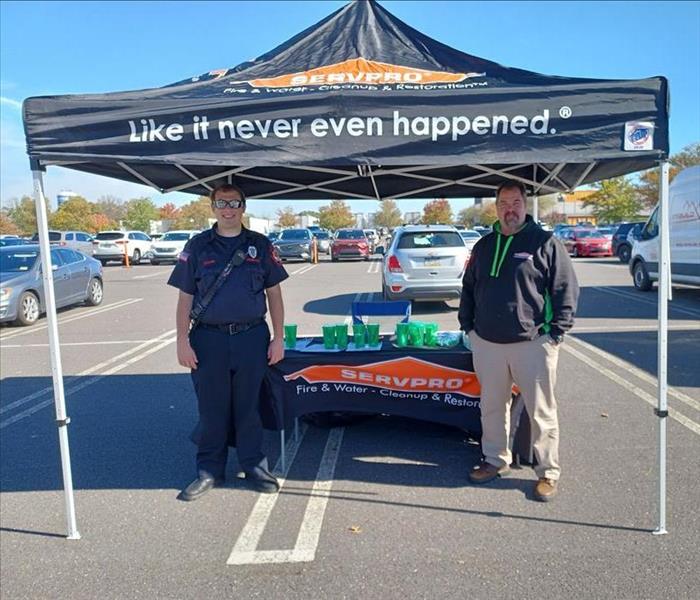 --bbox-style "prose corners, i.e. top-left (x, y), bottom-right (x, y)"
top-left (653, 160), bottom-right (670, 536)
top-left (31, 168), bottom-right (80, 540)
